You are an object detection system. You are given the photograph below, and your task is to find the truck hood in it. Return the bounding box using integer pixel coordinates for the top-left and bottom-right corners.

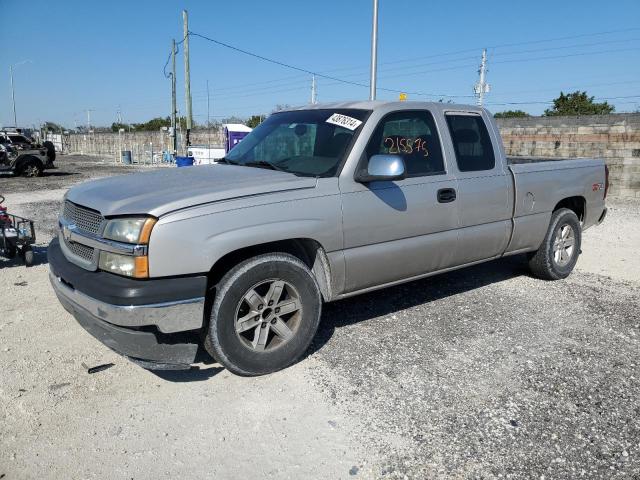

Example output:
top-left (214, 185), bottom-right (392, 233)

top-left (66, 165), bottom-right (317, 217)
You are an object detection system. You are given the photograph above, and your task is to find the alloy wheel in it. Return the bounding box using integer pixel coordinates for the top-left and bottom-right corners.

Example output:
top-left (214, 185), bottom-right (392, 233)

top-left (553, 224), bottom-right (575, 266)
top-left (234, 279), bottom-right (302, 351)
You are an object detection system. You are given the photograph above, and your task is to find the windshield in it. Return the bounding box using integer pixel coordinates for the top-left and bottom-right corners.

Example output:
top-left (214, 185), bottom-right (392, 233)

top-left (224, 109), bottom-right (370, 177)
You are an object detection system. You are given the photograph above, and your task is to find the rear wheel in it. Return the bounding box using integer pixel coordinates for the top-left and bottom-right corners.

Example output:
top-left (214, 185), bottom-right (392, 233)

top-left (5, 242), bottom-right (17, 259)
top-left (43, 141), bottom-right (56, 163)
top-left (19, 157), bottom-right (43, 177)
top-left (205, 253), bottom-right (322, 376)
top-left (22, 246), bottom-right (34, 267)
top-left (528, 208), bottom-right (582, 280)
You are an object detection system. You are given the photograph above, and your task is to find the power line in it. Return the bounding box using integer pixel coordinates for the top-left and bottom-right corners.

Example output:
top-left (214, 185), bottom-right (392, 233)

top-left (487, 26), bottom-right (640, 51)
top-left (188, 30), bottom-right (478, 99)
top-left (163, 35), bottom-right (186, 78)
top-left (492, 47), bottom-right (639, 66)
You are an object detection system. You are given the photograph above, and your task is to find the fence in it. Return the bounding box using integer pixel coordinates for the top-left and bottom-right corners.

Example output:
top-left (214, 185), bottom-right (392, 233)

top-left (65, 129), bottom-right (225, 164)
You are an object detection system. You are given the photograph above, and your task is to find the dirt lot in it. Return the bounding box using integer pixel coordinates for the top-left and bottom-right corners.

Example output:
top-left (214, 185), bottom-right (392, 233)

top-left (1, 155), bottom-right (639, 479)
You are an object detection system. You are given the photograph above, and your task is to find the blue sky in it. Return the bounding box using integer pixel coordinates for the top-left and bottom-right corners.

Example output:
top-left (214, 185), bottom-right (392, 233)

top-left (1, 0), bottom-right (639, 128)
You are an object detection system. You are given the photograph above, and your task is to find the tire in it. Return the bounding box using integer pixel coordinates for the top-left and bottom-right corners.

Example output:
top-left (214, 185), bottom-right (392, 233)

top-left (19, 157), bottom-right (43, 177)
top-left (43, 141), bottom-right (56, 163)
top-left (205, 253), bottom-right (322, 376)
top-left (5, 243), bottom-right (17, 259)
top-left (23, 247), bottom-right (34, 267)
top-left (528, 208), bottom-right (582, 280)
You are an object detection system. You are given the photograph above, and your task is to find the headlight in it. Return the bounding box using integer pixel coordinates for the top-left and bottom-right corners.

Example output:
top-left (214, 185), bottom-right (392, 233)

top-left (99, 251), bottom-right (149, 278)
top-left (103, 217), bottom-right (156, 244)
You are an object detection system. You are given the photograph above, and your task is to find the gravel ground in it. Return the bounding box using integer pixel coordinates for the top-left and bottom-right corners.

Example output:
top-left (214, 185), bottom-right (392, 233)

top-left (1, 156), bottom-right (639, 479)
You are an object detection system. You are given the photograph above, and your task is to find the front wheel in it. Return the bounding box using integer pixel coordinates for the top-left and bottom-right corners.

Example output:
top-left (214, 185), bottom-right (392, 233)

top-left (528, 208), bottom-right (582, 280)
top-left (22, 246), bottom-right (34, 267)
top-left (205, 253), bottom-right (322, 376)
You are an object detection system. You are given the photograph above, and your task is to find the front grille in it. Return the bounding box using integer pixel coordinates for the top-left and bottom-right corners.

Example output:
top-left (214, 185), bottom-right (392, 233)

top-left (63, 200), bottom-right (103, 234)
top-left (66, 240), bottom-right (95, 262)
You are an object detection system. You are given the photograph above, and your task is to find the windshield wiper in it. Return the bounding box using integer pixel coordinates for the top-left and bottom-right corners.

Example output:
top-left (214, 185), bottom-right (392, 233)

top-left (244, 160), bottom-right (288, 172)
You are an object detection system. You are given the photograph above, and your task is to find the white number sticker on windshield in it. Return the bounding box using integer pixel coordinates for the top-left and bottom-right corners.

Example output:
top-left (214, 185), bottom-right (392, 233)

top-left (326, 113), bottom-right (363, 131)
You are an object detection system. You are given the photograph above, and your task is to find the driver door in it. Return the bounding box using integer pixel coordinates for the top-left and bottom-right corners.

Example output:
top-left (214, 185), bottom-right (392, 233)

top-left (340, 109), bottom-right (459, 293)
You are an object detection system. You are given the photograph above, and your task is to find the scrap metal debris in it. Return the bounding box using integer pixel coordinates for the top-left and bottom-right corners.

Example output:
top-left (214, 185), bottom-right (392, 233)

top-left (81, 362), bottom-right (115, 374)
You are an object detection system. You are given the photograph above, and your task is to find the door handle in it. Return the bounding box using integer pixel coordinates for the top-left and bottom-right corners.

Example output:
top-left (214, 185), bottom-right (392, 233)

top-left (437, 188), bottom-right (456, 203)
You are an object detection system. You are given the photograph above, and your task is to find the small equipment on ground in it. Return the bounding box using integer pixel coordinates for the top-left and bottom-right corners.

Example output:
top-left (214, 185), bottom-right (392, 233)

top-left (0, 195), bottom-right (36, 266)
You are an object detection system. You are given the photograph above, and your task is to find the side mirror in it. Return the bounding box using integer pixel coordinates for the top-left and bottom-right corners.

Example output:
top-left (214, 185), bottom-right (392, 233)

top-left (355, 154), bottom-right (406, 183)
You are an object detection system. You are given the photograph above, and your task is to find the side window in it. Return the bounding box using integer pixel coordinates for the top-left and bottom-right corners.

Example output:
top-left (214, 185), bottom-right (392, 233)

top-left (445, 114), bottom-right (495, 172)
top-left (366, 110), bottom-right (445, 177)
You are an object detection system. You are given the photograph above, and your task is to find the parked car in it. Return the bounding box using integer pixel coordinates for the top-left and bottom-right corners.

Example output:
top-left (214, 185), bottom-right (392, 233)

top-left (0, 132), bottom-right (53, 177)
top-left (48, 101), bottom-right (608, 375)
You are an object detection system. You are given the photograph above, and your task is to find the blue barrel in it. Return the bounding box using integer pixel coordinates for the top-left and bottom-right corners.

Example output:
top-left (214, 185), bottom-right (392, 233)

top-left (175, 156), bottom-right (194, 167)
top-left (121, 150), bottom-right (132, 164)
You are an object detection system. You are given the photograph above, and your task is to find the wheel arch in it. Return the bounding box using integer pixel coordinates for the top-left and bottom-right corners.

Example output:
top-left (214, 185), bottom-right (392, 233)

top-left (553, 196), bottom-right (585, 221)
top-left (206, 238), bottom-right (334, 303)
top-left (15, 154), bottom-right (44, 174)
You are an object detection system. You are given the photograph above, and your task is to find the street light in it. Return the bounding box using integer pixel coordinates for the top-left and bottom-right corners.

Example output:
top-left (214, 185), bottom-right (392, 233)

top-left (369, 0), bottom-right (379, 101)
top-left (9, 59), bottom-right (32, 127)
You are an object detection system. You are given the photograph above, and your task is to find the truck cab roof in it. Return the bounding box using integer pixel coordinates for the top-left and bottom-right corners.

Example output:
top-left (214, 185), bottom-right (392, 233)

top-left (283, 100), bottom-right (488, 115)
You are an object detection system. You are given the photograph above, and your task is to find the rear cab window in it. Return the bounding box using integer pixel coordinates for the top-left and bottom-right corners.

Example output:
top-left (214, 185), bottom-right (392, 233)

top-left (445, 114), bottom-right (495, 172)
top-left (366, 110), bottom-right (445, 177)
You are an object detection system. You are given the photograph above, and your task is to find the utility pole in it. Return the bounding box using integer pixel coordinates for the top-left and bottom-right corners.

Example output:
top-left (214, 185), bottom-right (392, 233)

top-left (9, 60), bottom-right (31, 126)
top-left (183, 10), bottom-right (193, 153)
top-left (86, 109), bottom-right (94, 131)
top-left (206, 79), bottom-right (211, 155)
top-left (171, 38), bottom-right (177, 155)
top-left (474, 48), bottom-right (490, 106)
top-left (369, 0), bottom-right (379, 101)
top-left (311, 75), bottom-right (317, 104)
top-left (10, 66), bottom-right (17, 126)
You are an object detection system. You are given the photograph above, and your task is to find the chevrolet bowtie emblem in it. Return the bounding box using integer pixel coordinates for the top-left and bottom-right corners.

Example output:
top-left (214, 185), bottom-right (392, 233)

top-left (62, 222), bottom-right (76, 242)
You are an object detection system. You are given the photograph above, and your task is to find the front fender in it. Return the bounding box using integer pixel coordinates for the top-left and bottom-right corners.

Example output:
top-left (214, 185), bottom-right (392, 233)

top-left (148, 194), bottom-right (343, 277)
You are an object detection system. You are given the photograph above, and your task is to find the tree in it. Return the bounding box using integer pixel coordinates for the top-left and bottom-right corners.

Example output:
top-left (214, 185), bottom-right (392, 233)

top-left (544, 91), bottom-right (614, 116)
top-left (42, 121), bottom-right (65, 132)
top-left (134, 116), bottom-right (171, 131)
top-left (221, 116), bottom-right (245, 125)
top-left (246, 115), bottom-right (265, 128)
top-left (272, 104), bottom-right (291, 113)
top-left (111, 122), bottom-right (131, 132)
top-left (494, 110), bottom-right (530, 118)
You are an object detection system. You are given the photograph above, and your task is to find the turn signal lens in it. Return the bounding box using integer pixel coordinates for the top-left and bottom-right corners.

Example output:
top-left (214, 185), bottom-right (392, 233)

top-left (139, 217), bottom-right (157, 244)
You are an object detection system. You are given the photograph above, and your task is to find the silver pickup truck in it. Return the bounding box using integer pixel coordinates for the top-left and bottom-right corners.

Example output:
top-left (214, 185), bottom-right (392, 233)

top-left (49, 101), bottom-right (608, 375)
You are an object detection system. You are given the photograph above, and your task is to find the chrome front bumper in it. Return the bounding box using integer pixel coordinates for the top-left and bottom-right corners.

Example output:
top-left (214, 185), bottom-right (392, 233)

top-left (49, 271), bottom-right (205, 334)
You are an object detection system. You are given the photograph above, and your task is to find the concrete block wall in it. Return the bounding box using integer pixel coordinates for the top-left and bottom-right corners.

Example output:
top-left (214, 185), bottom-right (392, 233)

top-left (497, 113), bottom-right (640, 198)
top-left (66, 130), bottom-right (225, 161)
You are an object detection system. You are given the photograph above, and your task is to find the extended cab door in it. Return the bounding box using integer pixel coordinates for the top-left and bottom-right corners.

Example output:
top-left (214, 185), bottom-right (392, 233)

top-left (443, 111), bottom-right (512, 265)
top-left (339, 109), bottom-right (459, 293)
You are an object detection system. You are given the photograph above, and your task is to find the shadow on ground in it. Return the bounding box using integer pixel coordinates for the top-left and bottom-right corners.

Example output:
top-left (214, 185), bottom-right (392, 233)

top-left (309, 254), bottom-right (531, 356)
top-left (147, 349), bottom-right (222, 382)
top-left (0, 245), bottom-right (49, 270)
